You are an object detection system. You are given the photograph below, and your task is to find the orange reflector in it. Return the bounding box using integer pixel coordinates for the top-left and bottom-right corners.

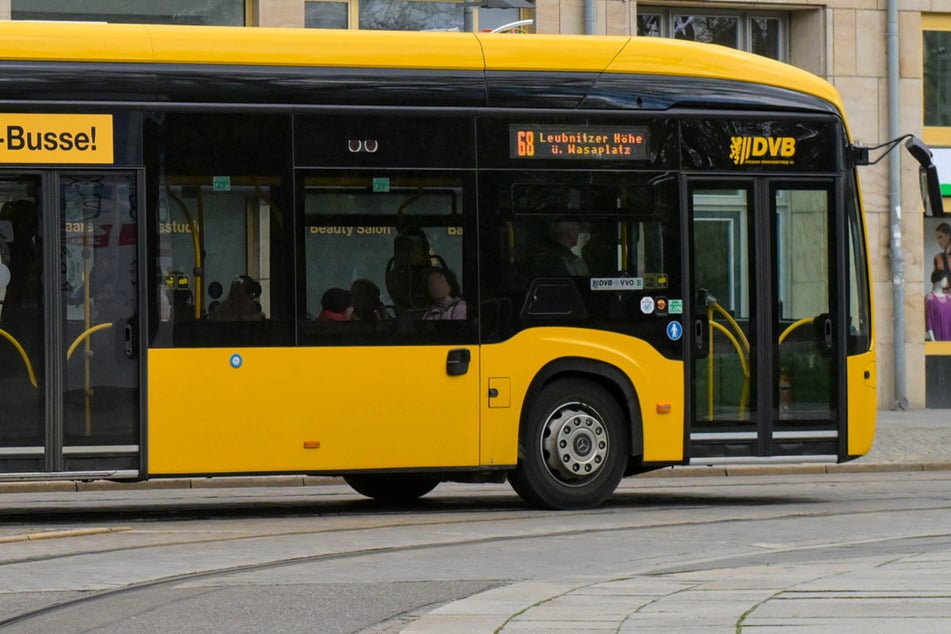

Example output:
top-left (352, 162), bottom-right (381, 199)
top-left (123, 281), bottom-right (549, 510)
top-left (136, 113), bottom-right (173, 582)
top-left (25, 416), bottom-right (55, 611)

top-left (656, 402), bottom-right (672, 414)
top-left (303, 441), bottom-right (321, 449)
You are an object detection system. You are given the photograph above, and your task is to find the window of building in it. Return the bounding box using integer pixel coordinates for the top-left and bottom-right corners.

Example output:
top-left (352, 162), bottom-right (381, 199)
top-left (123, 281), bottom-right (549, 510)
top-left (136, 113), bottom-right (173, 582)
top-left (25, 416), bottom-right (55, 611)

top-left (359, 0), bottom-right (460, 30)
top-left (924, 29), bottom-right (951, 127)
top-left (305, 0), bottom-right (523, 31)
top-left (12, 0), bottom-right (246, 25)
top-left (637, 8), bottom-right (786, 61)
top-left (306, 1), bottom-right (351, 29)
top-left (924, 16), bottom-right (951, 134)
top-left (922, 15), bottom-right (951, 308)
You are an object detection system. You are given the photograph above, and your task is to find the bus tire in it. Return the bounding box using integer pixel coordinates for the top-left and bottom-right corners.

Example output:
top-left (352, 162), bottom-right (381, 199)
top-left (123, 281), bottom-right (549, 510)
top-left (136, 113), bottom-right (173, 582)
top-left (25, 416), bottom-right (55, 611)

top-left (344, 473), bottom-right (440, 504)
top-left (509, 379), bottom-right (628, 510)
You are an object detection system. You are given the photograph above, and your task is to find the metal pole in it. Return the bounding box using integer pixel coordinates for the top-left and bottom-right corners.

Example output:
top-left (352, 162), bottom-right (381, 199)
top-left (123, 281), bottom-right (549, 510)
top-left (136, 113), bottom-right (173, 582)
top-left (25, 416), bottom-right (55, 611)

top-left (887, 0), bottom-right (906, 409)
top-left (464, 5), bottom-right (474, 32)
top-left (583, 0), bottom-right (595, 34)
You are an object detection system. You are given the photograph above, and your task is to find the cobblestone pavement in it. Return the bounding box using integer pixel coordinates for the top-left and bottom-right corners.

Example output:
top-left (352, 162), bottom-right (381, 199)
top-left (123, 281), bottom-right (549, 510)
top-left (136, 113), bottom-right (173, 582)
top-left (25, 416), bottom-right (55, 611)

top-left (864, 408), bottom-right (951, 465)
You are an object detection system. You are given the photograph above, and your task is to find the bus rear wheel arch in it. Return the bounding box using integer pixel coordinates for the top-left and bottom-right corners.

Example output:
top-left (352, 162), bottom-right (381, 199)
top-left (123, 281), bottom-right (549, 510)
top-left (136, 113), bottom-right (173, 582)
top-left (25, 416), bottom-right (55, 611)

top-left (509, 378), bottom-right (629, 510)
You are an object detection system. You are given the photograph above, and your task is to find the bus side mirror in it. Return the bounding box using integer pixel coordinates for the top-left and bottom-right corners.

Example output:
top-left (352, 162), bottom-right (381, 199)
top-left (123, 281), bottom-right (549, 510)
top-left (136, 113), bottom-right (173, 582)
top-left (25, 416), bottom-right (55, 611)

top-left (906, 136), bottom-right (945, 217)
top-left (919, 163), bottom-right (944, 218)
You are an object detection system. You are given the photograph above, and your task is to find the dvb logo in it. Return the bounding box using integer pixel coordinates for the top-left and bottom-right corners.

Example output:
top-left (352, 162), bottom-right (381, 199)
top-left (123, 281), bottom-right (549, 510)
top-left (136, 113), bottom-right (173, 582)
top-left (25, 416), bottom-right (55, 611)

top-left (730, 136), bottom-right (796, 165)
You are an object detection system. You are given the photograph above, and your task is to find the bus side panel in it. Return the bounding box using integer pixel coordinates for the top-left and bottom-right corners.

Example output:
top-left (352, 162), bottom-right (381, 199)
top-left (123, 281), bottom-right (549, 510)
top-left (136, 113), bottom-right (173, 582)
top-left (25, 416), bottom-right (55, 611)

top-left (147, 346), bottom-right (480, 474)
top-left (479, 328), bottom-right (684, 466)
top-left (847, 350), bottom-right (877, 457)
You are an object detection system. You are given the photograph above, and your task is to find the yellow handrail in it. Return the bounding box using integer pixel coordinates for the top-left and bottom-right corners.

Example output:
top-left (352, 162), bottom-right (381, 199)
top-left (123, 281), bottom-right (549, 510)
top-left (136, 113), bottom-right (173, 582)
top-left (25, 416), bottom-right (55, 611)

top-left (708, 314), bottom-right (714, 421)
top-left (165, 184), bottom-right (203, 319)
top-left (711, 322), bottom-right (751, 378)
top-left (705, 305), bottom-right (818, 421)
top-left (82, 221), bottom-right (93, 436)
top-left (779, 316), bottom-right (815, 344)
top-left (711, 321), bottom-right (750, 420)
top-left (706, 302), bottom-right (751, 421)
top-left (0, 328), bottom-right (38, 388)
top-left (67, 321), bottom-right (115, 438)
top-left (709, 301), bottom-right (750, 353)
top-left (66, 322), bottom-right (114, 360)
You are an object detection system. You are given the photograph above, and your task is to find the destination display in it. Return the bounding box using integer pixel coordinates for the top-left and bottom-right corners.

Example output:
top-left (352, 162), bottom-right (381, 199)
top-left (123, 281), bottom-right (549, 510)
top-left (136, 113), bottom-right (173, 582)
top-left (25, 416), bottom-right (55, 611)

top-left (510, 124), bottom-right (649, 160)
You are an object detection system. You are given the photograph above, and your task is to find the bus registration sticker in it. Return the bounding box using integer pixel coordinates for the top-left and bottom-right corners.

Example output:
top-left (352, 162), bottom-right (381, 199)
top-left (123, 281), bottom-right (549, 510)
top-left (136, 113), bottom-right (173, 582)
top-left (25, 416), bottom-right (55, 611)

top-left (590, 277), bottom-right (643, 291)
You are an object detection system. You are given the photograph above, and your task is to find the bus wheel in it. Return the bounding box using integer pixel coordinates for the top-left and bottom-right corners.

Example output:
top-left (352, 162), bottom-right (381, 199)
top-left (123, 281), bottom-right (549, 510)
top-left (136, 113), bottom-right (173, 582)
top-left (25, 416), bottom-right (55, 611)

top-left (344, 474), bottom-right (440, 504)
top-left (509, 379), bottom-right (628, 510)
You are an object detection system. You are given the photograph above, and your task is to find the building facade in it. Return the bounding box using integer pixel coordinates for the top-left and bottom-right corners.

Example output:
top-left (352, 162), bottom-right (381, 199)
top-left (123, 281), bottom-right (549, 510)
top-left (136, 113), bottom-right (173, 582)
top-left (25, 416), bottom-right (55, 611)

top-left (1, 0), bottom-right (948, 409)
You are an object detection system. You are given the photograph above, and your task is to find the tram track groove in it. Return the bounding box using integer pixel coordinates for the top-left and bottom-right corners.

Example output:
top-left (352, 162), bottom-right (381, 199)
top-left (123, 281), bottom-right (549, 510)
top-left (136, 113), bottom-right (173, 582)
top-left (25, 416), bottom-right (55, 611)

top-left (0, 473), bottom-right (947, 630)
top-left (2, 493), bottom-right (951, 571)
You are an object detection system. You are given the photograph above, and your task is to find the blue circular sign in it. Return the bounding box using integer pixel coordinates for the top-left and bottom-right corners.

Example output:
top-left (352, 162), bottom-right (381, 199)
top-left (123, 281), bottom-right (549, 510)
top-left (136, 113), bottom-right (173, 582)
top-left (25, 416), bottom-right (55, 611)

top-left (666, 321), bottom-right (683, 341)
top-left (230, 353), bottom-right (243, 369)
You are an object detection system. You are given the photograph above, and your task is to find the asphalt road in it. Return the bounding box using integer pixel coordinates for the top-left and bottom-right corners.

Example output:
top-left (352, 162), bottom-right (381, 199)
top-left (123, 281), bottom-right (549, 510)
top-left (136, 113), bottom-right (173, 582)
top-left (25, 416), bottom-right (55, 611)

top-left (1, 470), bottom-right (950, 632)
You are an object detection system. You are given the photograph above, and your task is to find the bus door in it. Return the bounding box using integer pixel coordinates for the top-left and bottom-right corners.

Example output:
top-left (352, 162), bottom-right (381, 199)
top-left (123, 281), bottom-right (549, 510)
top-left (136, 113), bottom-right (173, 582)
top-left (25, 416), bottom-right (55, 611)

top-left (0, 171), bottom-right (142, 476)
top-left (687, 178), bottom-right (839, 462)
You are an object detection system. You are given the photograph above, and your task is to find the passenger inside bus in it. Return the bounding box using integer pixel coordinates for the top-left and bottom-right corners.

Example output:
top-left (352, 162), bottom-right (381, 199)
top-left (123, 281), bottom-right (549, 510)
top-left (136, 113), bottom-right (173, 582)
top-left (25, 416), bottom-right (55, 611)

top-left (350, 278), bottom-right (391, 322)
top-left (208, 275), bottom-right (264, 321)
top-left (529, 220), bottom-right (589, 278)
top-left (421, 267), bottom-right (466, 320)
top-left (318, 287), bottom-right (353, 321)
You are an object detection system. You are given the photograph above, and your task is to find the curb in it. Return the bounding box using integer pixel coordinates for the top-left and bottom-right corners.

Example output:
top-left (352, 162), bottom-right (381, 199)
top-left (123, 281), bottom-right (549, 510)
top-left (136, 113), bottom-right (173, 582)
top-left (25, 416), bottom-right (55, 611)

top-left (0, 527), bottom-right (131, 544)
top-left (0, 475), bottom-right (346, 495)
top-left (640, 462), bottom-right (951, 478)
top-left (1, 463), bottom-right (949, 495)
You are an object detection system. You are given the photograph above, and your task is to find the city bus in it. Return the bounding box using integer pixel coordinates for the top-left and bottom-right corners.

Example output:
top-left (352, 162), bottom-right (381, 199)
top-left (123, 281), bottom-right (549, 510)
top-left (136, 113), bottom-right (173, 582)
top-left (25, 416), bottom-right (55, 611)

top-left (0, 21), bottom-right (933, 509)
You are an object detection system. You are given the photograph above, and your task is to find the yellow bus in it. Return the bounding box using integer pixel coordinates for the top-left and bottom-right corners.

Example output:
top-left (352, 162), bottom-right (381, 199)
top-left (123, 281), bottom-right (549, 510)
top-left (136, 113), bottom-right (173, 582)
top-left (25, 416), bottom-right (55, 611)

top-left (0, 22), bottom-right (935, 509)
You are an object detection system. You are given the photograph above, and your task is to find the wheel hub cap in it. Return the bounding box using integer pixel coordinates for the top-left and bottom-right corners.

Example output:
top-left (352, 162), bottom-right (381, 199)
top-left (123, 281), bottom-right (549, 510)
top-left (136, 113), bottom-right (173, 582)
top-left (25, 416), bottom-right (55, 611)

top-left (541, 404), bottom-right (608, 485)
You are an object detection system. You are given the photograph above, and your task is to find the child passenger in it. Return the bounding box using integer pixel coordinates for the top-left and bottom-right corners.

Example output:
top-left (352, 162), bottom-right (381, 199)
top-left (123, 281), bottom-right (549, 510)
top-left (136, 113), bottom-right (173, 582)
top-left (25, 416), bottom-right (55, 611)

top-left (318, 287), bottom-right (353, 321)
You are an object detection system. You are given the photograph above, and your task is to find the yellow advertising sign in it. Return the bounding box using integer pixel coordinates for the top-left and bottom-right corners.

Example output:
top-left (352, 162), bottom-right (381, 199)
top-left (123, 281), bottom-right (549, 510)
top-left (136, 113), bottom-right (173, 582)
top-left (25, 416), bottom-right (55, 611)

top-left (0, 114), bottom-right (113, 164)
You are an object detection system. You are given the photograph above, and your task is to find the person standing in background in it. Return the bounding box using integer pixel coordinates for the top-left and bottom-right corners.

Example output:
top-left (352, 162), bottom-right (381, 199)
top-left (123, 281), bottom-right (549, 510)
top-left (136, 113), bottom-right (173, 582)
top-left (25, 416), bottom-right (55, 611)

top-left (933, 222), bottom-right (951, 272)
top-left (926, 269), bottom-right (951, 341)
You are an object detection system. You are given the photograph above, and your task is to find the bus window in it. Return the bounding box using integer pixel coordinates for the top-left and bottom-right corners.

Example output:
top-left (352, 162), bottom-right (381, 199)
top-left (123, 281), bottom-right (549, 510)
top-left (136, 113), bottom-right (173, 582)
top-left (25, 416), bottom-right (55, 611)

top-left (0, 182), bottom-right (43, 459)
top-left (479, 172), bottom-right (681, 354)
top-left (147, 113), bottom-right (292, 348)
top-left (846, 179), bottom-right (871, 354)
top-left (153, 179), bottom-right (287, 346)
top-left (774, 185), bottom-right (835, 422)
top-left (690, 184), bottom-right (757, 428)
top-left (299, 173), bottom-right (474, 344)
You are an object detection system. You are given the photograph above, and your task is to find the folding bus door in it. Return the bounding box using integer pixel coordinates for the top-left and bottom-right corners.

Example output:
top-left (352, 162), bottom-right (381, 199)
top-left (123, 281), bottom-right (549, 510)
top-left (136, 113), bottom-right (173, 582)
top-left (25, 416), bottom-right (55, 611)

top-left (686, 178), bottom-right (840, 463)
top-left (0, 171), bottom-right (142, 476)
